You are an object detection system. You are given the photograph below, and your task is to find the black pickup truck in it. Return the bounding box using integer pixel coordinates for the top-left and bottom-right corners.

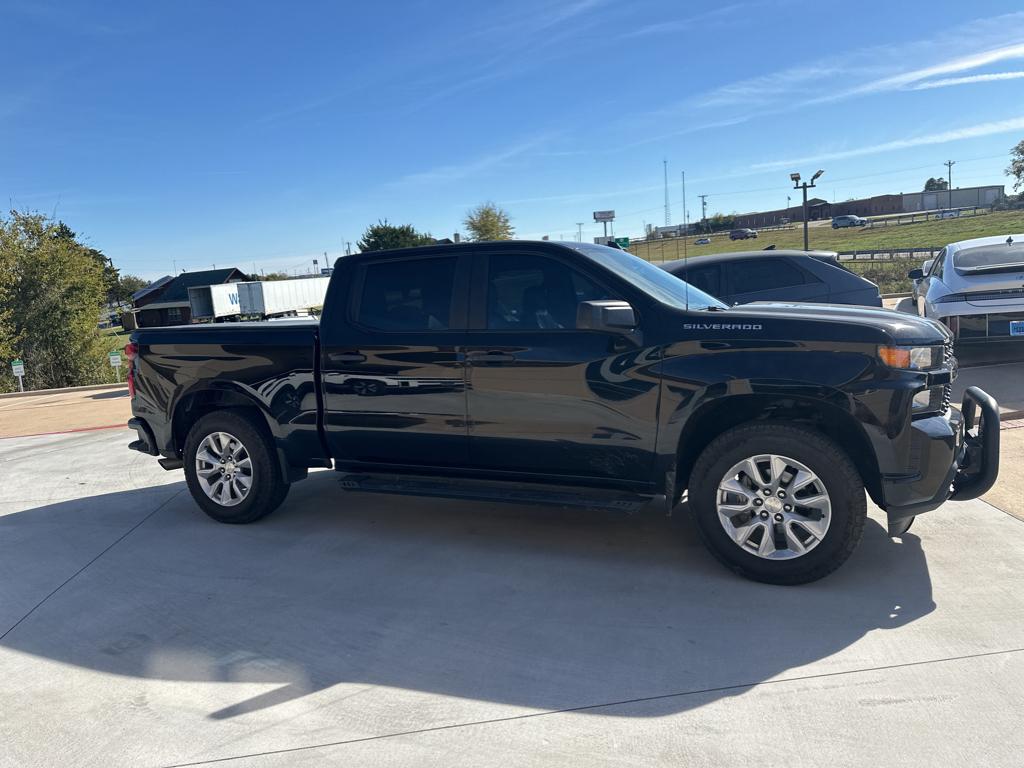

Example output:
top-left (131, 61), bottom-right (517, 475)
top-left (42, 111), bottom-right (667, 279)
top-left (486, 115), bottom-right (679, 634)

top-left (127, 241), bottom-right (999, 584)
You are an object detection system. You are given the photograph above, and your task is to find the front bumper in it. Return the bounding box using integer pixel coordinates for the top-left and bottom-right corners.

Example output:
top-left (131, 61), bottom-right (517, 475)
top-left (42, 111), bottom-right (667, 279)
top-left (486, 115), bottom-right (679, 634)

top-left (883, 386), bottom-right (1000, 533)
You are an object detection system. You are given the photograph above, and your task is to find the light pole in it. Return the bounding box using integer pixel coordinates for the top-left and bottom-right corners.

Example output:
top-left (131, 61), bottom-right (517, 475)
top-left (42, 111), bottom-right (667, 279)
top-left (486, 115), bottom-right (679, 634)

top-left (576, 223), bottom-right (584, 242)
top-left (944, 159), bottom-right (955, 211)
top-left (791, 170), bottom-right (824, 251)
top-left (681, 170), bottom-right (688, 259)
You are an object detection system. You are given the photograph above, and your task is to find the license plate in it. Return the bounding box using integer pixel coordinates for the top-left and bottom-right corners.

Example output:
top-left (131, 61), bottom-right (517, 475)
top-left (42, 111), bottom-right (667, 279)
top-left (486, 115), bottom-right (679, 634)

top-left (1012, 321), bottom-right (1024, 336)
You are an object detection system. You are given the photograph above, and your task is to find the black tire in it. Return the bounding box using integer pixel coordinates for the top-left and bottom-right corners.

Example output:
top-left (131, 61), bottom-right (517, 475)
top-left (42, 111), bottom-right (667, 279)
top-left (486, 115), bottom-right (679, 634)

top-left (689, 424), bottom-right (866, 585)
top-left (183, 410), bottom-right (290, 524)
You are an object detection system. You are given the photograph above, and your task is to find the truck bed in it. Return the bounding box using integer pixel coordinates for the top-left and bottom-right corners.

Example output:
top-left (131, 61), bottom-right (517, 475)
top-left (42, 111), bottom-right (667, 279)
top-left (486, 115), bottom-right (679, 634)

top-left (130, 320), bottom-right (325, 473)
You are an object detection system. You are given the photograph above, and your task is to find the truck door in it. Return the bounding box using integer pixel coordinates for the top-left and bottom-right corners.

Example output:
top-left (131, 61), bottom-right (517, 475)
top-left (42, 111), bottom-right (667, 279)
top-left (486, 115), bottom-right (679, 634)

top-left (319, 252), bottom-right (470, 468)
top-left (463, 249), bottom-right (660, 488)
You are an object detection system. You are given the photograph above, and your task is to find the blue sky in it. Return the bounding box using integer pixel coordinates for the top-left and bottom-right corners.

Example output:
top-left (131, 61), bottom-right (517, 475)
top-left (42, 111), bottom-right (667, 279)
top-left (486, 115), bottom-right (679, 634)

top-left (4, 0), bottom-right (1024, 278)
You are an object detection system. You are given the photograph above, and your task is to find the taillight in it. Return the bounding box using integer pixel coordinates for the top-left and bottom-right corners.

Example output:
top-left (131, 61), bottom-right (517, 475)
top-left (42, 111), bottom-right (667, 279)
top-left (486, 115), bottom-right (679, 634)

top-left (125, 342), bottom-right (138, 397)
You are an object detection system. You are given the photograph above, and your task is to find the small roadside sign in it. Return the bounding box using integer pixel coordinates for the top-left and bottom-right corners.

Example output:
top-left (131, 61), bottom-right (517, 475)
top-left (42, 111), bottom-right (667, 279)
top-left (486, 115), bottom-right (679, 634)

top-left (614, 237), bottom-right (630, 248)
top-left (11, 359), bottom-right (25, 392)
top-left (108, 350), bottom-right (122, 382)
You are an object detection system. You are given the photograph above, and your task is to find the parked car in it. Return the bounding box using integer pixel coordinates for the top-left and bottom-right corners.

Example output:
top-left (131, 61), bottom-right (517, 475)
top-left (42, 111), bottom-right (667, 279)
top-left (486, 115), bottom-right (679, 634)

top-left (694, 237), bottom-right (711, 245)
top-left (661, 250), bottom-right (883, 307)
top-left (910, 258), bottom-right (934, 303)
top-left (909, 234), bottom-right (1024, 341)
top-left (729, 228), bottom-right (758, 240)
top-left (832, 215), bottom-right (868, 228)
top-left (934, 210), bottom-right (960, 220)
top-left (127, 240), bottom-right (997, 585)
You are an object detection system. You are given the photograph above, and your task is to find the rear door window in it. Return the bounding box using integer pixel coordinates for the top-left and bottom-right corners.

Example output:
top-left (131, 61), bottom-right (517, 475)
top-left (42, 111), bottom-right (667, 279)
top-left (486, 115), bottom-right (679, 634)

top-left (356, 257), bottom-right (458, 331)
top-left (726, 258), bottom-right (808, 295)
top-left (683, 264), bottom-right (722, 297)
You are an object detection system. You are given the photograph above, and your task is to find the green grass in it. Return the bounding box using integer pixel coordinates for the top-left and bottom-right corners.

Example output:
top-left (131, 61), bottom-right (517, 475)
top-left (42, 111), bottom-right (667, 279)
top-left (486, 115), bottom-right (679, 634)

top-left (844, 258), bottom-right (921, 295)
top-left (628, 210), bottom-right (1024, 262)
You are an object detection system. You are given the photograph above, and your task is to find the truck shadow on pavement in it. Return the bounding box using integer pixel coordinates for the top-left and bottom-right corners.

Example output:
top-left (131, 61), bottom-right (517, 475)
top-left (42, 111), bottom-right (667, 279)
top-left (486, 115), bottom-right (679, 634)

top-left (0, 471), bottom-right (935, 722)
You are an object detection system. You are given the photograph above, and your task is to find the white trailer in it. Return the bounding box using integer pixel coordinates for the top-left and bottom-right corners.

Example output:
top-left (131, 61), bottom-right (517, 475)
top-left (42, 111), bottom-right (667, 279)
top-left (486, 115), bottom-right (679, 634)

top-left (188, 283), bottom-right (248, 321)
top-left (238, 277), bottom-right (330, 318)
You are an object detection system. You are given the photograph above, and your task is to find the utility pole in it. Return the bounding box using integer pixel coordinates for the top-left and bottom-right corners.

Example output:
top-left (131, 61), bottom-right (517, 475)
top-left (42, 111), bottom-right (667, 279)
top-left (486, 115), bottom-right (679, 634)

top-left (663, 159), bottom-right (671, 226)
top-left (791, 169), bottom-right (824, 251)
top-left (345, 241), bottom-right (352, 256)
top-left (681, 171), bottom-right (688, 259)
top-left (944, 159), bottom-right (955, 210)
top-left (699, 194), bottom-right (708, 232)
top-left (576, 222), bottom-right (584, 242)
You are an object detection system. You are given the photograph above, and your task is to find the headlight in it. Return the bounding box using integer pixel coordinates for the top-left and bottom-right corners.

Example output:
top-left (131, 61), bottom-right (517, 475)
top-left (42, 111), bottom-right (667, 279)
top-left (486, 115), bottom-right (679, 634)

top-left (878, 345), bottom-right (940, 370)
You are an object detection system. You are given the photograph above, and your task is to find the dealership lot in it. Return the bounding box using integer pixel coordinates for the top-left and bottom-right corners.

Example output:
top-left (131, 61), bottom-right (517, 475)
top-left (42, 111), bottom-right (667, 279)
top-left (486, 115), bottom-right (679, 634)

top-left (2, 423), bottom-right (1024, 767)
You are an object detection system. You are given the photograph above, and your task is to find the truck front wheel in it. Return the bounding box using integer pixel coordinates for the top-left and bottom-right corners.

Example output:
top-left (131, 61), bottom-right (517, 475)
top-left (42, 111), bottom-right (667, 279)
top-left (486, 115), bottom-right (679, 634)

top-left (183, 411), bottom-right (290, 524)
top-left (689, 424), bottom-right (866, 585)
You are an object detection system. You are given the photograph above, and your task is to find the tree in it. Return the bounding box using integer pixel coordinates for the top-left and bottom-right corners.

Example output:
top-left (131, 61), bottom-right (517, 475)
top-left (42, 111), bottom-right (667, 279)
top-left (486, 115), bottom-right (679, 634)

top-left (923, 177), bottom-right (948, 192)
top-left (357, 219), bottom-right (433, 252)
top-left (110, 274), bottom-right (148, 305)
top-left (0, 211), bottom-right (111, 392)
top-left (1007, 139), bottom-right (1024, 192)
top-left (261, 271), bottom-right (290, 281)
top-left (463, 202), bottom-right (514, 241)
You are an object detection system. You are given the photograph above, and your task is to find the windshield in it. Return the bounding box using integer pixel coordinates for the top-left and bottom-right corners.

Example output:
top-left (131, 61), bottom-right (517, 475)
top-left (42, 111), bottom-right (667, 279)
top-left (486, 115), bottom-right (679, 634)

top-left (954, 242), bottom-right (1024, 272)
top-left (565, 243), bottom-right (727, 311)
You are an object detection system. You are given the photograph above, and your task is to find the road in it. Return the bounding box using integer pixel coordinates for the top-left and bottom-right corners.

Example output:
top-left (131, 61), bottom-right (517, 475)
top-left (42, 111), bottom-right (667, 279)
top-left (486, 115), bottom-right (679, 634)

top-left (2, 423), bottom-right (1024, 766)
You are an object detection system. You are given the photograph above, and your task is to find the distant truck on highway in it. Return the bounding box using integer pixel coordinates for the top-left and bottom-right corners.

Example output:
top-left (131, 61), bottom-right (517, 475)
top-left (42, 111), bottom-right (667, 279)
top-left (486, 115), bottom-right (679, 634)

top-left (188, 277), bottom-right (330, 322)
top-left (238, 277), bottom-right (329, 318)
top-left (126, 240), bottom-right (999, 584)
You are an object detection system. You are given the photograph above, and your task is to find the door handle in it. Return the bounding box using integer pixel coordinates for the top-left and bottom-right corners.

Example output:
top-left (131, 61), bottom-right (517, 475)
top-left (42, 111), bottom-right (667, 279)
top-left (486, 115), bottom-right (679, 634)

top-left (466, 350), bottom-right (516, 363)
top-left (329, 352), bottom-right (367, 364)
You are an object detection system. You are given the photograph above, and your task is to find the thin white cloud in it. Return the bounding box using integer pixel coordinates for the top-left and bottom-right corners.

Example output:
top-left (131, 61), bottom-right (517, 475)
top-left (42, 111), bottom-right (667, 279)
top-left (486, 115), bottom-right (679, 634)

top-left (390, 136), bottom-right (550, 187)
top-left (752, 115), bottom-right (1024, 171)
top-left (624, 3), bottom-right (747, 39)
top-left (690, 13), bottom-right (1024, 110)
top-left (812, 41), bottom-right (1024, 104)
top-left (909, 70), bottom-right (1024, 90)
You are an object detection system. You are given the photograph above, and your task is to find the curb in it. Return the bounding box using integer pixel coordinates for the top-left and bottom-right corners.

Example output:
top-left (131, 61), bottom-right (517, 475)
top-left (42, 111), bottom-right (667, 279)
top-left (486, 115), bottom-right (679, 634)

top-left (0, 382), bottom-right (128, 401)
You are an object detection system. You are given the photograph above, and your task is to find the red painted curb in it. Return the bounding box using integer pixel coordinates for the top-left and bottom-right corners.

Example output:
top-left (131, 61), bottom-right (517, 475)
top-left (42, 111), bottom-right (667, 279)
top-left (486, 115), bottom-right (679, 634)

top-left (0, 423), bottom-right (127, 440)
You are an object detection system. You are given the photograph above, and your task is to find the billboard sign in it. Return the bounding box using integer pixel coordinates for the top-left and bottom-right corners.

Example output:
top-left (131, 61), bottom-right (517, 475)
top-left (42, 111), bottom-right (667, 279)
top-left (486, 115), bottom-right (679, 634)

top-left (593, 210), bottom-right (615, 222)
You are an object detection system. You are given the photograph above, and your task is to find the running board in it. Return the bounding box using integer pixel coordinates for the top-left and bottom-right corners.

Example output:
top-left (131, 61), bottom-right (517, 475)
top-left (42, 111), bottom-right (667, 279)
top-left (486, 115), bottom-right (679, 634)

top-left (338, 473), bottom-right (651, 513)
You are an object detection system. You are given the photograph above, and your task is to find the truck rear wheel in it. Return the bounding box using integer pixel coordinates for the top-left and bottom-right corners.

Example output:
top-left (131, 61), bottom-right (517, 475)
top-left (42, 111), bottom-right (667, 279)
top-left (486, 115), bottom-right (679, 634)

top-left (689, 424), bottom-right (866, 585)
top-left (183, 411), bottom-right (290, 524)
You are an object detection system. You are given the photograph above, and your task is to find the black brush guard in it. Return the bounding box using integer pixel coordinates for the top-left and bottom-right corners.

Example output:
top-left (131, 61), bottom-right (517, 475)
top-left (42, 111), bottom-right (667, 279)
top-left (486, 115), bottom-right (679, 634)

top-left (950, 386), bottom-right (1000, 501)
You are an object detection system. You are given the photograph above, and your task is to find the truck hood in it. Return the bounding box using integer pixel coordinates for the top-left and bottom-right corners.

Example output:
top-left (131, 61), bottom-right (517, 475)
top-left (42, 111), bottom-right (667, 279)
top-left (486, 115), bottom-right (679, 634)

top-left (714, 301), bottom-right (950, 345)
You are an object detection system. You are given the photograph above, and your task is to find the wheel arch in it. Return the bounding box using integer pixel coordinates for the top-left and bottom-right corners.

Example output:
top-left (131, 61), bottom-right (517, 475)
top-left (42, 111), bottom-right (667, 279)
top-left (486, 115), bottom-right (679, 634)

top-left (674, 394), bottom-right (882, 507)
top-left (172, 386), bottom-right (305, 482)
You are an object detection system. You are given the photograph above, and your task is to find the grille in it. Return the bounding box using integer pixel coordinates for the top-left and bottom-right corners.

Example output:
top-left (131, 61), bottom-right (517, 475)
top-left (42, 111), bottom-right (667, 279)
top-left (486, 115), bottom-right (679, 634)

top-left (940, 339), bottom-right (954, 415)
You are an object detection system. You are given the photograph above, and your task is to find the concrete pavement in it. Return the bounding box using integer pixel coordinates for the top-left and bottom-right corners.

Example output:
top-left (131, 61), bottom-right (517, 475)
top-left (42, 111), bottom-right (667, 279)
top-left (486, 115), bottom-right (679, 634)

top-left (2, 429), bottom-right (1024, 767)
